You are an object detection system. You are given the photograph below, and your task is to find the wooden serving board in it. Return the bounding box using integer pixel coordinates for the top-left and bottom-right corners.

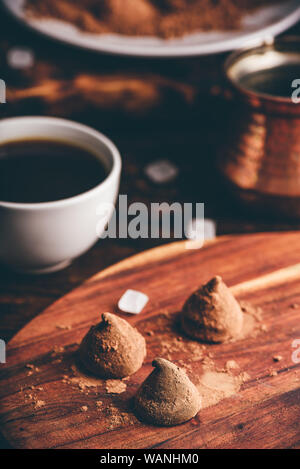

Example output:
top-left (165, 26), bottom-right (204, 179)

top-left (1, 233), bottom-right (300, 449)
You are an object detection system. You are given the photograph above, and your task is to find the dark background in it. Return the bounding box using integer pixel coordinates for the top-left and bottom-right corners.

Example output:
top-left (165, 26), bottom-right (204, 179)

top-left (0, 5), bottom-right (300, 449)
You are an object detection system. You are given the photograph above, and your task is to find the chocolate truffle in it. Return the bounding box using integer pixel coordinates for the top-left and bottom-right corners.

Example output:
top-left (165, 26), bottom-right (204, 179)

top-left (181, 276), bottom-right (244, 343)
top-left (134, 358), bottom-right (201, 426)
top-left (79, 312), bottom-right (146, 378)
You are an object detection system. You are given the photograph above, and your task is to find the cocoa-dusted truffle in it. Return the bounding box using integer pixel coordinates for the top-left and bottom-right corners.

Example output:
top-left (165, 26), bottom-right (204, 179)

top-left (181, 276), bottom-right (244, 343)
top-left (79, 312), bottom-right (146, 378)
top-left (134, 358), bottom-right (201, 426)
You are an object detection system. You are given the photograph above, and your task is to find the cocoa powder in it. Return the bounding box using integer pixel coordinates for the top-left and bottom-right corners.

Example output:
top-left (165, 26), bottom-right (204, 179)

top-left (26, 0), bottom-right (280, 39)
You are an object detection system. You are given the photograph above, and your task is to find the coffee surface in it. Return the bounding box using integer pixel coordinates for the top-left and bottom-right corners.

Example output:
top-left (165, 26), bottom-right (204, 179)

top-left (0, 139), bottom-right (107, 203)
top-left (239, 64), bottom-right (300, 98)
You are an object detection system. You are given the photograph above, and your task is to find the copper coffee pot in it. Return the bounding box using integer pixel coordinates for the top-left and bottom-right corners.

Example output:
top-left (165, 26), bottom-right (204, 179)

top-left (219, 36), bottom-right (300, 218)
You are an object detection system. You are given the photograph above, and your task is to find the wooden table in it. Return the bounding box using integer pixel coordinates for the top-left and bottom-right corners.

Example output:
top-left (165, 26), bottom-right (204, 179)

top-left (0, 8), bottom-right (299, 449)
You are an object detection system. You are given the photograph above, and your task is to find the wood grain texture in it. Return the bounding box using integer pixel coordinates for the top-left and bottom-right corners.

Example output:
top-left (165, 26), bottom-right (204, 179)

top-left (1, 232), bottom-right (300, 449)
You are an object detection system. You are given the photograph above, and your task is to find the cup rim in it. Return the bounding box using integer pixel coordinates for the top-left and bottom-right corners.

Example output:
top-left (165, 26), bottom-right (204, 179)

top-left (0, 116), bottom-right (122, 210)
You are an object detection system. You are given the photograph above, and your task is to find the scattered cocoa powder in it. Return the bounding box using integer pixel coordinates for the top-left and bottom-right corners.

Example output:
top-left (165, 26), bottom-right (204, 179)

top-left (25, 363), bottom-right (40, 375)
top-left (159, 336), bottom-right (204, 362)
top-left (202, 356), bottom-right (215, 368)
top-left (105, 404), bottom-right (136, 430)
top-left (35, 400), bottom-right (45, 409)
top-left (69, 376), bottom-right (98, 392)
top-left (25, 363), bottom-right (40, 372)
top-left (105, 379), bottom-right (127, 394)
top-left (24, 392), bottom-right (46, 409)
top-left (52, 358), bottom-right (62, 364)
top-left (196, 370), bottom-right (244, 408)
top-left (25, 0), bottom-right (279, 39)
top-left (51, 345), bottom-right (65, 357)
top-left (62, 365), bottom-right (101, 393)
top-left (28, 385), bottom-right (44, 392)
top-left (225, 360), bottom-right (239, 371)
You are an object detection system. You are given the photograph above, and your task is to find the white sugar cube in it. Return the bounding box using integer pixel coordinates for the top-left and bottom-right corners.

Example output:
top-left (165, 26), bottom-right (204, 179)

top-left (7, 47), bottom-right (34, 69)
top-left (118, 289), bottom-right (149, 315)
top-left (145, 160), bottom-right (178, 184)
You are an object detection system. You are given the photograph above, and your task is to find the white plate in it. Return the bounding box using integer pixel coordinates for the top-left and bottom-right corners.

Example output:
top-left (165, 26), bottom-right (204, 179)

top-left (3, 0), bottom-right (300, 57)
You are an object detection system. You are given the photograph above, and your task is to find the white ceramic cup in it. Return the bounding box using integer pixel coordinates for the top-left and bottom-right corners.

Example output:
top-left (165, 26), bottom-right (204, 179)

top-left (0, 117), bottom-right (122, 274)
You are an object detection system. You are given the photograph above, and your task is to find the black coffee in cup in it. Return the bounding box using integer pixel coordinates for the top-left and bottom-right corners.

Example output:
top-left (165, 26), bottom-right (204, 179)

top-left (0, 139), bottom-right (108, 203)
